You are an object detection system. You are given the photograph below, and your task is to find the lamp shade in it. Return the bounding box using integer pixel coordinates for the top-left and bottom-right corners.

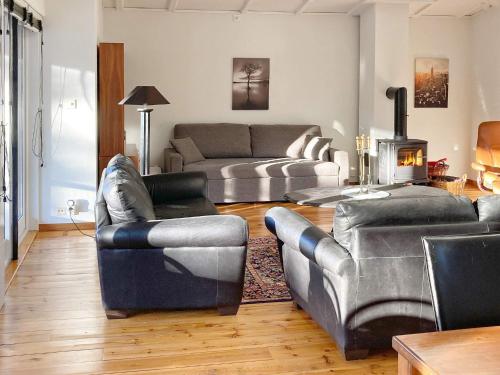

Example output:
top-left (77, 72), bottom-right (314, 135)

top-left (119, 86), bottom-right (170, 106)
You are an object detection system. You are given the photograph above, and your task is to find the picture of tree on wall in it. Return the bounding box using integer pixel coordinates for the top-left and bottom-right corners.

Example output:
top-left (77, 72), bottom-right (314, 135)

top-left (232, 58), bottom-right (270, 110)
top-left (415, 58), bottom-right (449, 108)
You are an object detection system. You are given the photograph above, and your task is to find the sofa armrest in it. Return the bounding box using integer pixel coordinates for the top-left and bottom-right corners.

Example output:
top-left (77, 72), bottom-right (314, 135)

top-left (97, 215), bottom-right (248, 250)
top-left (265, 207), bottom-right (351, 275)
top-left (329, 148), bottom-right (349, 186)
top-left (142, 171), bottom-right (208, 204)
top-left (164, 148), bottom-right (183, 173)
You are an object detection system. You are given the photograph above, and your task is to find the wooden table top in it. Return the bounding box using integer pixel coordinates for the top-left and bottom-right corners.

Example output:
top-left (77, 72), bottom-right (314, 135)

top-left (393, 326), bottom-right (500, 375)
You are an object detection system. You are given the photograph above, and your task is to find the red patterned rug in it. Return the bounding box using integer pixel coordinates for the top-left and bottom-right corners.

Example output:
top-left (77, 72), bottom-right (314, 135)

top-left (242, 236), bottom-right (292, 304)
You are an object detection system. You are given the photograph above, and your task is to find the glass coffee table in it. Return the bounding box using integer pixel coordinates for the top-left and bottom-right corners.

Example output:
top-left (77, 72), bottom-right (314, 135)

top-left (284, 184), bottom-right (450, 208)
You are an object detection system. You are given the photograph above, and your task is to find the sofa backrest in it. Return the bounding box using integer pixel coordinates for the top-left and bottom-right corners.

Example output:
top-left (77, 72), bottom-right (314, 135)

top-left (100, 154), bottom-right (156, 225)
top-left (351, 222), bottom-right (489, 260)
top-left (250, 124), bottom-right (321, 158)
top-left (476, 194), bottom-right (500, 222)
top-left (334, 195), bottom-right (478, 250)
top-left (174, 123), bottom-right (252, 158)
top-left (96, 169), bottom-right (112, 229)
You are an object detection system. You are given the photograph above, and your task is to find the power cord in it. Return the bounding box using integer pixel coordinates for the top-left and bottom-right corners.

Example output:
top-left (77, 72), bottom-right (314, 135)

top-left (68, 206), bottom-right (95, 239)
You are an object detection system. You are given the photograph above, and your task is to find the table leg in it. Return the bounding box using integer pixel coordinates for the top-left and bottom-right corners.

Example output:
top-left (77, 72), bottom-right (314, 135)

top-left (398, 354), bottom-right (420, 375)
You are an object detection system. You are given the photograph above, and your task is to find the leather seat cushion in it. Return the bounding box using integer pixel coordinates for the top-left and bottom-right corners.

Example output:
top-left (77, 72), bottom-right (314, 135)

top-left (102, 154), bottom-right (156, 224)
top-left (154, 198), bottom-right (219, 220)
top-left (183, 158), bottom-right (339, 179)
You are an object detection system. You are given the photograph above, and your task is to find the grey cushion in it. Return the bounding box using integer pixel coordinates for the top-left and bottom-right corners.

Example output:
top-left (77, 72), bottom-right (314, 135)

top-left (183, 158), bottom-right (340, 179)
top-left (174, 123), bottom-right (252, 158)
top-left (476, 194), bottom-right (500, 222)
top-left (170, 137), bottom-right (205, 165)
top-left (102, 155), bottom-right (155, 224)
top-left (250, 124), bottom-right (321, 158)
top-left (154, 198), bottom-right (218, 219)
top-left (302, 136), bottom-right (332, 161)
top-left (334, 195), bottom-right (478, 249)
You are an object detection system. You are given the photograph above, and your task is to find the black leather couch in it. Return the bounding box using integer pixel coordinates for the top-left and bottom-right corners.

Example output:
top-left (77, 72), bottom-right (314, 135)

top-left (265, 194), bottom-right (500, 360)
top-left (95, 155), bottom-right (248, 319)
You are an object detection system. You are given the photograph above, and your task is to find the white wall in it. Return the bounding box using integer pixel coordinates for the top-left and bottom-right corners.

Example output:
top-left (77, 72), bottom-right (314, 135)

top-left (471, 6), bottom-right (500, 178)
top-left (409, 16), bottom-right (472, 177)
top-left (41, 0), bottom-right (99, 224)
top-left (359, 3), bottom-right (410, 153)
top-left (103, 10), bottom-right (360, 177)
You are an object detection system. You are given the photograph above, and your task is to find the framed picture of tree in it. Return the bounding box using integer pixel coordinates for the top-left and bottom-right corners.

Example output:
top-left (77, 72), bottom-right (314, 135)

top-left (232, 58), bottom-right (270, 110)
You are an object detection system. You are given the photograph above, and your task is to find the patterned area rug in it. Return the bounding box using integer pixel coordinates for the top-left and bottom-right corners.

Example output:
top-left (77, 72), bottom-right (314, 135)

top-left (242, 236), bottom-right (292, 304)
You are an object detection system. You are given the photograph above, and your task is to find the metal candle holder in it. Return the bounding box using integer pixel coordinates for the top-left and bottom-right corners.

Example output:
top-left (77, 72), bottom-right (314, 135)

top-left (356, 134), bottom-right (371, 193)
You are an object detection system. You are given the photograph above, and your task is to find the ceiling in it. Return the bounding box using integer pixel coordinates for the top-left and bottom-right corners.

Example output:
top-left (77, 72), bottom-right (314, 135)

top-left (102, 0), bottom-right (499, 17)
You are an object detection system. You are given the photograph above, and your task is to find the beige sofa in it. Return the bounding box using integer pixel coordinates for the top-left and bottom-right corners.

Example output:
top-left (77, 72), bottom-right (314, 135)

top-left (165, 123), bottom-right (349, 203)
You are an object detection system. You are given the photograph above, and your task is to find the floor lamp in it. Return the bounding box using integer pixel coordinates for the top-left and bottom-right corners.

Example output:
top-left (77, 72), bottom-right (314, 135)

top-left (119, 86), bottom-right (169, 175)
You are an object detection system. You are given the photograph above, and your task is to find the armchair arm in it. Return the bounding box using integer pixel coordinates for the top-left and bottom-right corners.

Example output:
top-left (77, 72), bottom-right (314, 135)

top-left (142, 171), bottom-right (208, 204)
top-left (471, 161), bottom-right (487, 172)
top-left (97, 215), bottom-right (248, 250)
top-left (164, 148), bottom-right (183, 173)
top-left (329, 148), bottom-right (349, 186)
top-left (265, 207), bottom-right (351, 275)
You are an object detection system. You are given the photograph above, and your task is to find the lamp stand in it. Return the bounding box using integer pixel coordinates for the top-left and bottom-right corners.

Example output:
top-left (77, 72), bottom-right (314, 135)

top-left (138, 108), bottom-right (153, 175)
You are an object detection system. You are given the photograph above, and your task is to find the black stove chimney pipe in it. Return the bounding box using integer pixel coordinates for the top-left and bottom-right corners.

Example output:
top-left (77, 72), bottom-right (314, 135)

top-left (386, 87), bottom-right (407, 141)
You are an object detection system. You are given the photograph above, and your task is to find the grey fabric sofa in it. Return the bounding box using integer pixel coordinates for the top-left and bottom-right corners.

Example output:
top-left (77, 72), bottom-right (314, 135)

top-left (165, 123), bottom-right (349, 203)
top-left (265, 194), bottom-right (499, 360)
top-left (95, 156), bottom-right (248, 319)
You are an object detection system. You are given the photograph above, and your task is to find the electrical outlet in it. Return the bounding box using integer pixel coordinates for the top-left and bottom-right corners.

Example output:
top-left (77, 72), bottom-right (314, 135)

top-left (64, 99), bottom-right (77, 109)
top-left (56, 208), bottom-right (66, 216)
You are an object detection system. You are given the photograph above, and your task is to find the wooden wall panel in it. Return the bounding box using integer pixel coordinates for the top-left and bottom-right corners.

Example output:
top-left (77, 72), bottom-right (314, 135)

top-left (98, 43), bottom-right (124, 177)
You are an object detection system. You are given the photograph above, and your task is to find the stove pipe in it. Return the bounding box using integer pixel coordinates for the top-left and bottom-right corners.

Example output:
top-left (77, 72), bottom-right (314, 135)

top-left (386, 87), bottom-right (407, 141)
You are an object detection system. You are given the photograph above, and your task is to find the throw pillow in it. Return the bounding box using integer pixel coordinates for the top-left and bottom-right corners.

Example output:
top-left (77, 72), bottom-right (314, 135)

top-left (103, 154), bottom-right (156, 224)
top-left (302, 136), bottom-right (332, 161)
top-left (170, 137), bottom-right (205, 165)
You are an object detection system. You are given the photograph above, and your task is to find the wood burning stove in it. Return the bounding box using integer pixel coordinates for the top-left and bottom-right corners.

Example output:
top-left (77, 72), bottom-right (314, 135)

top-left (378, 87), bottom-right (428, 185)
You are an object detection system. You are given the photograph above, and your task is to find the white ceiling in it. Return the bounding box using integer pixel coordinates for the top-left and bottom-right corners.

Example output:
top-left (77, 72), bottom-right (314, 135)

top-left (103, 0), bottom-right (499, 17)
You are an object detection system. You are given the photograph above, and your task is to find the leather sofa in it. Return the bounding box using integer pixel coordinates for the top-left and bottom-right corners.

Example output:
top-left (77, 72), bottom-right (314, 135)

top-left (265, 194), bottom-right (500, 360)
top-left (95, 155), bottom-right (248, 318)
top-left (165, 123), bottom-right (349, 203)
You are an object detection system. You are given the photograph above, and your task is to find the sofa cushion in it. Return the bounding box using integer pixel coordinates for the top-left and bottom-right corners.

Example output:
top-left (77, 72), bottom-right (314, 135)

top-left (302, 136), bottom-right (332, 161)
top-left (334, 195), bottom-right (478, 249)
top-left (250, 124), bottom-right (321, 158)
top-left (476, 194), bottom-right (500, 221)
top-left (170, 137), bottom-right (205, 165)
top-left (183, 158), bottom-right (339, 179)
top-left (102, 154), bottom-right (155, 224)
top-left (174, 123), bottom-right (252, 158)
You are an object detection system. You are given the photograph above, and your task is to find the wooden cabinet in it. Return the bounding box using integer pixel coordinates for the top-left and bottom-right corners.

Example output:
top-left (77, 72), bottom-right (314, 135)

top-left (98, 43), bottom-right (125, 179)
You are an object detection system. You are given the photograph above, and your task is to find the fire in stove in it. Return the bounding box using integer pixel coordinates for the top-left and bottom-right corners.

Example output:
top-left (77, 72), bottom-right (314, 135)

top-left (398, 148), bottom-right (424, 167)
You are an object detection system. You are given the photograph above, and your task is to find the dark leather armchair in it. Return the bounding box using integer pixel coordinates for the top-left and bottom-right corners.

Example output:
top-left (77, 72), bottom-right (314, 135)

top-left (422, 233), bottom-right (500, 331)
top-left (96, 157), bottom-right (248, 319)
top-left (471, 121), bottom-right (500, 193)
top-left (265, 195), bottom-right (493, 360)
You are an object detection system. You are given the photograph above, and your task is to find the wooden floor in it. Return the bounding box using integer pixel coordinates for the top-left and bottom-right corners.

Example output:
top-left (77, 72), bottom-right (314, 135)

top-left (0, 183), bottom-right (487, 374)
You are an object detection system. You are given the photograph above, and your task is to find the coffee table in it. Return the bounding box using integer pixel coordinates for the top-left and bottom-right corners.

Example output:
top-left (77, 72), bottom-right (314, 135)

top-left (284, 184), bottom-right (450, 208)
top-left (393, 325), bottom-right (500, 374)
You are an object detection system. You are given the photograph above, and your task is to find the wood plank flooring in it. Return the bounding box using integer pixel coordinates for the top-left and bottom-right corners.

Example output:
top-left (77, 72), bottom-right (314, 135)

top-left (0, 183), bottom-right (487, 374)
